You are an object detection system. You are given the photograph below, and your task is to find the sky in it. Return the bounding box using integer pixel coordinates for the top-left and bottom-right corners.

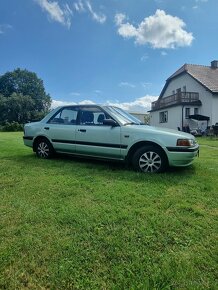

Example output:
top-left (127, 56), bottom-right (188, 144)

top-left (0, 0), bottom-right (218, 113)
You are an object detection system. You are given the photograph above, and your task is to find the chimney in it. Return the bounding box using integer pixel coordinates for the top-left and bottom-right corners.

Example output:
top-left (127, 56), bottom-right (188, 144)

top-left (211, 60), bottom-right (218, 69)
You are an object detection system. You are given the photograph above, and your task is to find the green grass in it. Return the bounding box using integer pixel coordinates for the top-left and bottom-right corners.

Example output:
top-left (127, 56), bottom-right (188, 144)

top-left (196, 136), bottom-right (218, 147)
top-left (0, 132), bottom-right (217, 289)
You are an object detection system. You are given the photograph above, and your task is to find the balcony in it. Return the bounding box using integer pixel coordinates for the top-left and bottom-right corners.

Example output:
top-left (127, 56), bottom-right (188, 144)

top-left (151, 92), bottom-right (200, 110)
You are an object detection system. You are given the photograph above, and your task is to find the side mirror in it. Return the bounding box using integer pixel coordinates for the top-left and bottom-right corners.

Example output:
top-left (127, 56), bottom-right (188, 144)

top-left (102, 119), bottom-right (118, 127)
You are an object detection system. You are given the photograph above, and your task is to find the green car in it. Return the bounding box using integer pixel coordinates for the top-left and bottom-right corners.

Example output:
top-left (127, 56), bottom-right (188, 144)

top-left (23, 105), bottom-right (199, 173)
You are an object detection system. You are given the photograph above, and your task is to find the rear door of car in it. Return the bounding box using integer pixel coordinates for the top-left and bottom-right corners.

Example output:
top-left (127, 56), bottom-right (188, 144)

top-left (45, 106), bottom-right (79, 153)
top-left (75, 106), bottom-right (122, 159)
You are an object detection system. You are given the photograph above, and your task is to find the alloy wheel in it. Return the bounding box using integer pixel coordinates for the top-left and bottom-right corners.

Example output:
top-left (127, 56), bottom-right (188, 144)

top-left (139, 151), bottom-right (162, 173)
top-left (37, 141), bottom-right (50, 158)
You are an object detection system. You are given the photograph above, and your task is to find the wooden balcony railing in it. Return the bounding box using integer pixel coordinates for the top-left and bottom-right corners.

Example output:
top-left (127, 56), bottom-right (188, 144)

top-left (151, 92), bottom-right (199, 110)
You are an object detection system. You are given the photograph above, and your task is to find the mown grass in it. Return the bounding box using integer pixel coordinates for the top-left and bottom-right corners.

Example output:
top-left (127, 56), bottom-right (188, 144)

top-left (0, 132), bottom-right (217, 289)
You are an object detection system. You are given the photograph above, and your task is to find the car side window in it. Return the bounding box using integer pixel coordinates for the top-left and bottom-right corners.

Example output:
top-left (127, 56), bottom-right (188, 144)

top-left (48, 108), bottom-right (78, 125)
top-left (79, 107), bottom-right (108, 126)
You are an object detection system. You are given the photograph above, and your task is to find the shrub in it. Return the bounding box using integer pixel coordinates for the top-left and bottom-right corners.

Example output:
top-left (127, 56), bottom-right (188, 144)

top-left (1, 121), bottom-right (23, 132)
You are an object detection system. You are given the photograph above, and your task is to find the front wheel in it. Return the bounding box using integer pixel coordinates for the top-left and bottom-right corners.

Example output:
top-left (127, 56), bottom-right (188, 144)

top-left (132, 146), bottom-right (168, 173)
top-left (35, 139), bottom-right (54, 159)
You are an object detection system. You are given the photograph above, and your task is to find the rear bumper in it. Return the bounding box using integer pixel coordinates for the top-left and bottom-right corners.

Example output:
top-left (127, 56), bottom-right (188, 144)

top-left (166, 145), bottom-right (199, 167)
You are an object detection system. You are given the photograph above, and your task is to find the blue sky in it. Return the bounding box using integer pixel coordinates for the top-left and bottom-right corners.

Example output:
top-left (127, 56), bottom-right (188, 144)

top-left (0, 0), bottom-right (217, 112)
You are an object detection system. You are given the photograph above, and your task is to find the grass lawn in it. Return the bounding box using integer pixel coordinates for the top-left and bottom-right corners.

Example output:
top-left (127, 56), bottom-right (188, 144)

top-left (0, 132), bottom-right (217, 289)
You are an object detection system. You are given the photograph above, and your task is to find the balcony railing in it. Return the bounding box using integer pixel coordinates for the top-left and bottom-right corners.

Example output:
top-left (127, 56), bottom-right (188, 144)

top-left (151, 92), bottom-right (199, 110)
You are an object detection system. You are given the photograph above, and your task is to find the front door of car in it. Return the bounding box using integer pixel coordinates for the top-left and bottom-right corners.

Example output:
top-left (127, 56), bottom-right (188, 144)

top-left (45, 107), bottom-right (79, 153)
top-left (75, 107), bottom-right (122, 159)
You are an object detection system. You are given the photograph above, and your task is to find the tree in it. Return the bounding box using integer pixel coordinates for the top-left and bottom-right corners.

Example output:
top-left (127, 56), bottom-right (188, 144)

top-left (0, 93), bottom-right (35, 124)
top-left (0, 68), bottom-right (51, 123)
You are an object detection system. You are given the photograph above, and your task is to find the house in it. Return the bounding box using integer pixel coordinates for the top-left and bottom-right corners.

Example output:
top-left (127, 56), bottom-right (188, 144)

top-left (130, 112), bottom-right (149, 124)
top-left (149, 60), bottom-right (218, 132)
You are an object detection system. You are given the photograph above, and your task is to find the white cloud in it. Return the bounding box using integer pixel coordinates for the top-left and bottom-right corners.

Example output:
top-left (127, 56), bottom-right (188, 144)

top-left (0, 24), bottom-right (12, 34)
top-left (140, 54), bottom-right (149, 62)
top-left (141, 82), bottom-right (152, 89)
top-left (74, 0), bottom-right (85, 12)
top-left (105, 95), bottom-right (158, 113)
top-left (79, 99), bottom-right (95, 105)
top-left (51, 99), bottom-right (95, 108)
top-left (69, 92), bottom-right (81, 96)
top-left (73, 0), bottom-right (106, 24)
top-left (35, 0), bottom-right (72, 28)
top-left (115, 13), bottom-right (137, 39)
top-left (86, 1), bottom-right (106, 24)
top-left (52, 95), bottom-right (158, 113)
top-left (51, 100), bottom-right (76, 108)
top-left (94, 90), bottom-right (102, 94)
top-left (161, 51), bottom-right (167, 56)
top-left (115, 9), bottom-right (194, 49)
top-left (119, 82), bottom-right (136, 88)
top-left (193, 0), bottom-right (208, 9)
top-left (114, 13), bottom-right (126, 26)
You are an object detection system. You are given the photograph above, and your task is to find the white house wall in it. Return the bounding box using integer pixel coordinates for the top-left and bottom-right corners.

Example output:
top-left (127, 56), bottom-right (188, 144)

top-left (130, 113), bottom-right (147, 123)
top-left (150, 107), bottom-right (181, 130)
top-left (164, 74), bottom-right (213, 120)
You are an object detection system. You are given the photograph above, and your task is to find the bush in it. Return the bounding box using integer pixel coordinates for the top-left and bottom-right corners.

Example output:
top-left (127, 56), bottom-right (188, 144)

top-left (0, 121), bottom-right (23, 132)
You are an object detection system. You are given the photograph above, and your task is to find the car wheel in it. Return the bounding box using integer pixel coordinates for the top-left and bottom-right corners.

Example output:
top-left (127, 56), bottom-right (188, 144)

top-left (132, 146), bottom-right (167, 173)
top-left (36, 139), bottom-right (53, 159)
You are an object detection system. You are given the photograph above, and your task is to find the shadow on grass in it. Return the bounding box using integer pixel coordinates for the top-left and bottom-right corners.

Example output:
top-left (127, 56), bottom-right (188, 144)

top-left (10, 151), bottom-right (197, 183)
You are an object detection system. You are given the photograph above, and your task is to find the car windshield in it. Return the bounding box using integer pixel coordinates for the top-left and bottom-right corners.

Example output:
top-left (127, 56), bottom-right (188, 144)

top-left (105, 106), bottom-right (142, 125)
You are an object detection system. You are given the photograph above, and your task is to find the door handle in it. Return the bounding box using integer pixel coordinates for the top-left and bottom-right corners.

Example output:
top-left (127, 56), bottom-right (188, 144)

top-left (44, 127), bottom-right (50, 130)
top-left (78, 129), bottom-right (86, 132)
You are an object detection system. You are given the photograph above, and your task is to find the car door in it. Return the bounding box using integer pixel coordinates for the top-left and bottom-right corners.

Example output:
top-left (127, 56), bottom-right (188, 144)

top-left (45, 107), bottom-right (79, 153)
top-left (75, 106), bottom-right (122, 159)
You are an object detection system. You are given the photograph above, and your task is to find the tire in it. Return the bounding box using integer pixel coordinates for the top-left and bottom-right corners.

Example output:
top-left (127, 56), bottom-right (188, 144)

top-left (35, 138), bottom-right (54, 159)
top-left (132, 146), bottom-right (168, 173)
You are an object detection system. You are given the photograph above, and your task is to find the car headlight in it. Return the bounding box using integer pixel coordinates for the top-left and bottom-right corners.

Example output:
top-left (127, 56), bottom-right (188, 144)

top-left (176, 139), bottom-right (195, 146)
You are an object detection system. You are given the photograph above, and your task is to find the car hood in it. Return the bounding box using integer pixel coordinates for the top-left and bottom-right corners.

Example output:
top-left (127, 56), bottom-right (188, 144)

top-left (125, 124), bottom-right (194, 139)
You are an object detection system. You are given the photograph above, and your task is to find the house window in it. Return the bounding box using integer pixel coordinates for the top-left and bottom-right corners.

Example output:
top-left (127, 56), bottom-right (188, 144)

top-left (185, 108), bottom-right (190, 119)
top-left (159, 111), bottom-right (168, 123)
top-left (194, 108), bottom-right (198, 115)
top-left (183, 86), bottom-right (186, 92)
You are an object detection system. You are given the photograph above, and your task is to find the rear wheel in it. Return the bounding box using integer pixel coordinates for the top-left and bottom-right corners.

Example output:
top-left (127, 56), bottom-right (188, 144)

top-left (35, 139), bottom-right (54, 159)
top-left (132, 146), bottom-right (168, 173)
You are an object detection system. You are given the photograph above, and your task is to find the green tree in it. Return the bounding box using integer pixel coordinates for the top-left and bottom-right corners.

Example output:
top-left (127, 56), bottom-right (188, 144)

top-left (0, 93), bottom-right (35, 124)
top-left (0, 68), bottom-right (51, 123)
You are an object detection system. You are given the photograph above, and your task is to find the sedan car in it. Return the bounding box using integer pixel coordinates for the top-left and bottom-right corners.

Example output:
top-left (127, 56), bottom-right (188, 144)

top-left (23, 105), bottom-right (199, 173)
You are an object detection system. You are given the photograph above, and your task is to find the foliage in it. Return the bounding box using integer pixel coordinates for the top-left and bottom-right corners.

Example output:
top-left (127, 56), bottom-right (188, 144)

top-left (0, 93), bottom-right (34, 124)
top-left (0, 121), bottom-right (23, 132)
top-left (0, 133), bottom-right (217, 289)
top-left (144, 114), bottom-right (150, 124)
top-left (0, 68), bottom-right (51, 124)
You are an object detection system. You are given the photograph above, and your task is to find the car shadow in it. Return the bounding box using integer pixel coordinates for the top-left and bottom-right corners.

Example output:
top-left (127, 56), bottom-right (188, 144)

top-left (12, 151), bottom-right (197, 181)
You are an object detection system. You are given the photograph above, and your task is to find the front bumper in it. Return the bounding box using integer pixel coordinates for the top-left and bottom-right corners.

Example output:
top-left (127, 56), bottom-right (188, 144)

top-left (166, 145), bottom-right (199, 167)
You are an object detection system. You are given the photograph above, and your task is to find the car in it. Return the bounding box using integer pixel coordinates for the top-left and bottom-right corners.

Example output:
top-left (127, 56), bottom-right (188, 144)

top-left (23, 105), bottom-right (199, 173)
